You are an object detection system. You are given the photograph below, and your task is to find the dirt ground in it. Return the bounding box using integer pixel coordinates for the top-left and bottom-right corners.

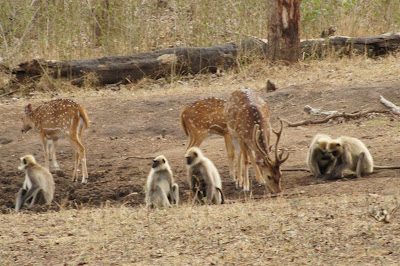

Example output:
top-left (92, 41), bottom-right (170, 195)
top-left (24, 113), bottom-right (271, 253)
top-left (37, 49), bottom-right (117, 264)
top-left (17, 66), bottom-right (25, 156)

top-left (1, 81), bottom-right (400, 213)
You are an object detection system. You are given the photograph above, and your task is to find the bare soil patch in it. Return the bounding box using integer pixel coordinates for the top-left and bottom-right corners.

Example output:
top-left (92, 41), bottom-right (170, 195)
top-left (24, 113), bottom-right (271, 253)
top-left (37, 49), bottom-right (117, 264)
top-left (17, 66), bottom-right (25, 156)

top-left (1, 81), bottom-right (400, 213)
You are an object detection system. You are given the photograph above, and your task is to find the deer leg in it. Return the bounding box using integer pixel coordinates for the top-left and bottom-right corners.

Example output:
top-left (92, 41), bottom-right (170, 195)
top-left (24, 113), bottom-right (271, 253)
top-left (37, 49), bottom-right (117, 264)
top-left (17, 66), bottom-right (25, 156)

top-left (50, 139), bottom-right (60, 170)
top-left (239, 142), bottom-right (250, 192)
top-left (67, 135), bottom-right (88, 184)
top-left (236, 140), bottom-right (246, 190)
top-left (42, 137), bottom-right (50, 171)
top-left (248, 151), bottom-right (266, 186)
top-left (77, 122), bottom-right (88, 180)
top-left (224, 133), bottom-right (236, 182)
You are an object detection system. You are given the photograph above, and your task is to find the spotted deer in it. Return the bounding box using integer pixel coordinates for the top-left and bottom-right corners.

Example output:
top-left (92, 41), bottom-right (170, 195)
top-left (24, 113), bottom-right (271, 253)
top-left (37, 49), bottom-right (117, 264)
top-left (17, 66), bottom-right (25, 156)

top-left (224, 89), bottom-right (289, 193)
top-left (21, 99), bottom-right (90, 183)
top-left (180, 97), bottom-right (236, 182)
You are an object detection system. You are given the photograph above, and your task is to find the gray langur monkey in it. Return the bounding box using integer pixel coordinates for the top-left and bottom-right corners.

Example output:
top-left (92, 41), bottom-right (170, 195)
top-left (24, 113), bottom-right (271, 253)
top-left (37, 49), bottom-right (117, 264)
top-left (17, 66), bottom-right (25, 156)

top-left (307, 134), bottom-right (337, 177)
top-left (15, 155), bottom-right (55, 212)
top-left (145, 155), bottom-right (179, 208)
top-left (185, 147), bottom-right (224, 205)
top-left (326, 136), bottom-right (373, 179)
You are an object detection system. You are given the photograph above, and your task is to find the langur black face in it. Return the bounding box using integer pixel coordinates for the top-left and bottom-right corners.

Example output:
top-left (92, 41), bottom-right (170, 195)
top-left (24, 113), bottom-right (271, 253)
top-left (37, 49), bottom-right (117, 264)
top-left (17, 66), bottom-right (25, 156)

top-left (331, 150), bottom-right (339, 157)
top-left (152, 160), bottom-right (160, 168)
top-left (152, 158), bottom-right (166, 168)
top-left (321, 150), bottom-right (335, 160)
top-left (18, 157), bottom-right (28, 171)
top-left (185, 151), bottom-right (198, 165)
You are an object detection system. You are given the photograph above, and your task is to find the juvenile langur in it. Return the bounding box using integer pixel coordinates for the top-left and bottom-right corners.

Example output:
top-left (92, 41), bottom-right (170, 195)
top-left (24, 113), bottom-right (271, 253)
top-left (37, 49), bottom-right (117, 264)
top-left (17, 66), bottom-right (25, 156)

top-left (326, 136), bottom-right (374, 179)
top-left (15, 155), bottom-right (55, 212)
top-left (307, 134), bottom-right (337, 177)
top-left (145, 155), bottom-right (179, 208)
top-left (185, 147), bottom-right (224, 205)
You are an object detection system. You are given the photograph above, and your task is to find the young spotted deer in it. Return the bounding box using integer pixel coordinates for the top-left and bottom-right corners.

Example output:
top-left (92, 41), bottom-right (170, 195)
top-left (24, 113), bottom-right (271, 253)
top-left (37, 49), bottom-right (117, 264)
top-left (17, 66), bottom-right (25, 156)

top-left (180, 97), bottom-right (236, 182)
top-left (21, 99), bottom-right (90, 183)
top-left (224, 89), bottom-right (289, 193)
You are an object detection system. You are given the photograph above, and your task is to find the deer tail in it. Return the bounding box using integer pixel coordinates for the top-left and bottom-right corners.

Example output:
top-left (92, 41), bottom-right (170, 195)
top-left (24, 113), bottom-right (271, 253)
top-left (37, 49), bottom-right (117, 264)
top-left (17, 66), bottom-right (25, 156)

top-left (180, 110), bottom-right (189, 137)
top-left (78, 105), bottom-right (90, 130)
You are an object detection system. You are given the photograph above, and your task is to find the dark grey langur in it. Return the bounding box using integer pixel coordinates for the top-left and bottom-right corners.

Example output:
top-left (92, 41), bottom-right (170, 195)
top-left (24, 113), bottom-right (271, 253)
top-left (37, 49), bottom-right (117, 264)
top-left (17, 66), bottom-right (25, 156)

top-left (185, 147), bottom-right (224, 205)
top-left (15, 155), bottom-right (55, 212)
top-left (307, 134), bottom-right (337, 178)
top-left (145, 155), bottom-right (179, 208)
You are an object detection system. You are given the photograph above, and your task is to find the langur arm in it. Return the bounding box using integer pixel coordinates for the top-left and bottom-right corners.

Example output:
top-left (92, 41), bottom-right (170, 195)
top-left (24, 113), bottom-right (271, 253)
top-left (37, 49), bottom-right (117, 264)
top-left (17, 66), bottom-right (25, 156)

top-left (167, 170), bottom-right (174, 186)
top-left (15, 188), bottom-right (27, 212)
top-left (201, 166), bottom-right (215, 203)
top-left (329, 153), bottom-right (348, 179)
top-left (206, 183), bottom-right (216, 204)
top-left (171, 183), bottom-right (179, 205)
top-left (20, 185), bottom-right (40, 203)
top-left (325, 156), bottom-right (338, 174)
top-left (309, 149), bottom-right (322, 176)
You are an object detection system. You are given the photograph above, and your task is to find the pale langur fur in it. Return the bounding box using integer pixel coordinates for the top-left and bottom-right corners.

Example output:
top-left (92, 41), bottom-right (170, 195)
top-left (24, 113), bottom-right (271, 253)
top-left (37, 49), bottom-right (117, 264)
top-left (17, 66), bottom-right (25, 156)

top-left (145, 155), bottom-right (179, 208)
top-left (15, 155), bottom-right (55, 212)
top-left (326, 136), bottom-right (374, 179)
top-left (185, 147), bottom-right (224, 205)
top-left (307, 134), bottom-right (337, 177)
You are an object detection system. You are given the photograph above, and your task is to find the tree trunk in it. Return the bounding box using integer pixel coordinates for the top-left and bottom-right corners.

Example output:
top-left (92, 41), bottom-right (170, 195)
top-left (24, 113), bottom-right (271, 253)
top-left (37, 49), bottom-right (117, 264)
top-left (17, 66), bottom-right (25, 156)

top-left (267, 0), bottom-right (301, 63)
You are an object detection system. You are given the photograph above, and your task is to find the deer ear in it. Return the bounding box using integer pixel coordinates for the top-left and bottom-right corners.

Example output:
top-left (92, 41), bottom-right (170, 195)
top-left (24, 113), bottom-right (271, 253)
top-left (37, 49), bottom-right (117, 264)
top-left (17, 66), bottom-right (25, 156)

top-left (25, 104), bottom-right (32, 114)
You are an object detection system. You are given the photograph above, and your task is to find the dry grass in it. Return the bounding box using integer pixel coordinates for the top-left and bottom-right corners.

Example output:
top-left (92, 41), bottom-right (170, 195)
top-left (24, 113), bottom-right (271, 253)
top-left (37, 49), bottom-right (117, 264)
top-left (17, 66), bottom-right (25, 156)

top-left (1, 0), bottom-right (399, 66)
top-left (104, 55), bottom-right (400, 99)
top-left (1, 192), bottom-right (399, 265)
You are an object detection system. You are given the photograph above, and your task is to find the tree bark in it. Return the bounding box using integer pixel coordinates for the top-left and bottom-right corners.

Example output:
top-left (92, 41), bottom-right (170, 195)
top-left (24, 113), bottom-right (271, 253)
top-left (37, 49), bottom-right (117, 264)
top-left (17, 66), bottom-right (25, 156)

top-left (267, 0), bottom-right (301, 63)
top-left (11, 32), bottom-right (400, 86)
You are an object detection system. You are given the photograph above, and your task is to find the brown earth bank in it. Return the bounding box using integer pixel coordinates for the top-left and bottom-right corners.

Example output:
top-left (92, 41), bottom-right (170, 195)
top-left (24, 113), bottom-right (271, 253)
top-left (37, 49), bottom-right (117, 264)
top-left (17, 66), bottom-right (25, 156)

top-left (1, 81), bottom-right (400, 213)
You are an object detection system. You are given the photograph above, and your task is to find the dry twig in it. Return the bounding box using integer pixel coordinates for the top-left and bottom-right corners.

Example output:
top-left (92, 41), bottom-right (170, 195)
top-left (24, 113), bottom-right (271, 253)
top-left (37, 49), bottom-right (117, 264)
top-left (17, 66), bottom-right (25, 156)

top-left (280, 110), bottom-right (390, 127)
top-left (125, 155), bottom-right (154, 160)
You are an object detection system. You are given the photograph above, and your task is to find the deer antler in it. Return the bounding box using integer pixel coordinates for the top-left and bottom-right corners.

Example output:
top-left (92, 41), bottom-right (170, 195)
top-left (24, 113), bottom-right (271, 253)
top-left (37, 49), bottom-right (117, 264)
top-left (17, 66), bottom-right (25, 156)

top-left (253, 124), bottom-right (273, 165)
top-left (272, 120), bottom-right (289, 164)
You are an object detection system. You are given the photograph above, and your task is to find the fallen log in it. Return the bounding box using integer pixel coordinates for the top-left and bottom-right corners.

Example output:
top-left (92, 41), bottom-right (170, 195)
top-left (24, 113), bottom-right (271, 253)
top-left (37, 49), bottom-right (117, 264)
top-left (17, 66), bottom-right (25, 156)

top-left (12, 32), bottom-right (400, 86)
top-left (301, 32), bottom-right (400, 58)
top-left (13, 39), bottom-right (267, 86)
top-left (380, 95), bottom-right (400, 115)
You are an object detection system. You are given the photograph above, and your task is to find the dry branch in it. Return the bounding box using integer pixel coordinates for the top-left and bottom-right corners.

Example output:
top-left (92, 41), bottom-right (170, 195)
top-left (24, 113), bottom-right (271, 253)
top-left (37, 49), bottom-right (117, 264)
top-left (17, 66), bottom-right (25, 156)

top-left (12, 32), bottom-right (400, 86)
top-left (304, 105), bottom-right (339, 116)
top-left (124, 155), bottom-right (154, 160)
top-left (380, 95), bottom-right (400, 115)
top-left (281, 110), bottom-right (390, 127)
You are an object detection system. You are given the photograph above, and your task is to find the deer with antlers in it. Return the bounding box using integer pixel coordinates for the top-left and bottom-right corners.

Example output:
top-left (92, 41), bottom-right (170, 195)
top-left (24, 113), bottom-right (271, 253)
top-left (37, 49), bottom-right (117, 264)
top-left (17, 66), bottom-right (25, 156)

top-left (21, 99), bottom-right (90, 184)
top-left (224, 89), bottom-right (289, 193)
top-left (180, 97), bottom-right (237, 182)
